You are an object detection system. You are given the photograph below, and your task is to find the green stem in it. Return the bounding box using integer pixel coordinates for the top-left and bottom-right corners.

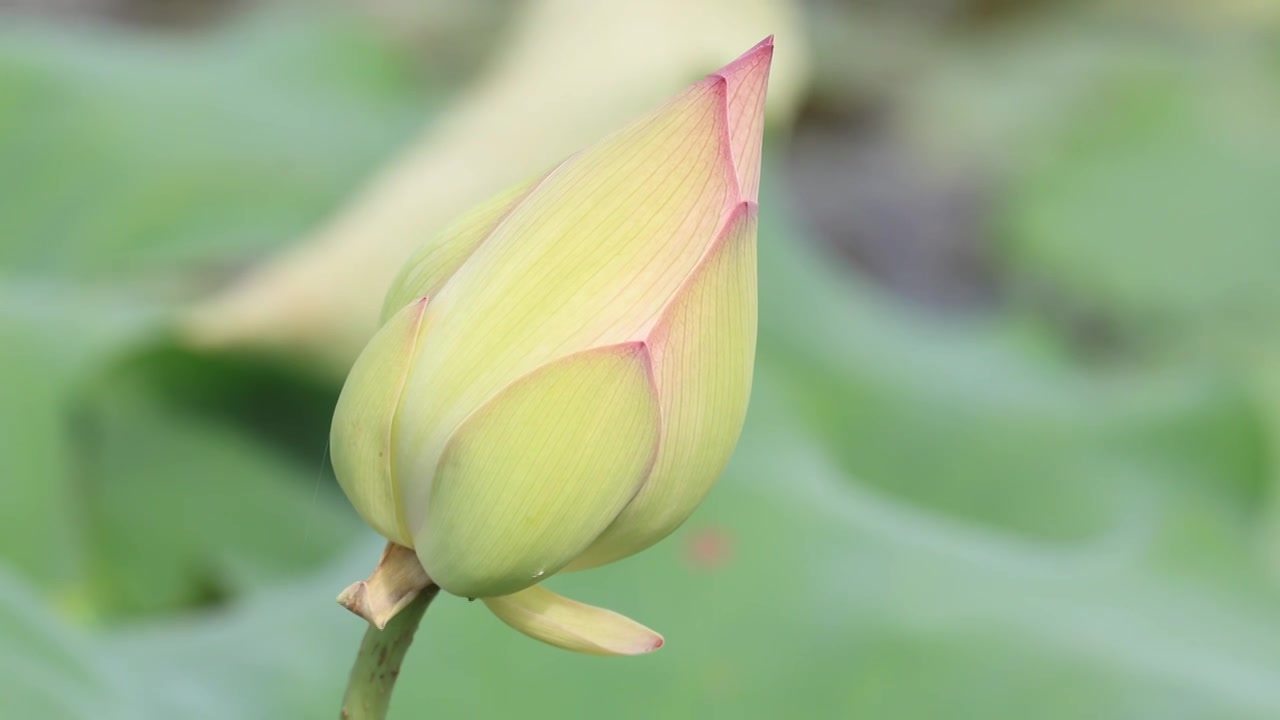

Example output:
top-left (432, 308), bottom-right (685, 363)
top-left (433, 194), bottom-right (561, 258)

top-left (340, 585), bottom-right (440, 720)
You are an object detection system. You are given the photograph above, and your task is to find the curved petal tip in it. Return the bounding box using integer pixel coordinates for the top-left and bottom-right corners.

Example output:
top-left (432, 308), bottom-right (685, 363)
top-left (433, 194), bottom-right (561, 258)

top-left (711, 37), bottom-right (774, 202)
top-left (483, 586), bottom-right (664, 656)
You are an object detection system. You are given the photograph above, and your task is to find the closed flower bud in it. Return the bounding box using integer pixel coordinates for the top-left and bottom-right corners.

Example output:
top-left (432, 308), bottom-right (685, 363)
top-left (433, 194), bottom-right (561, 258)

top-left (331, 38), bottom-right (773, 653)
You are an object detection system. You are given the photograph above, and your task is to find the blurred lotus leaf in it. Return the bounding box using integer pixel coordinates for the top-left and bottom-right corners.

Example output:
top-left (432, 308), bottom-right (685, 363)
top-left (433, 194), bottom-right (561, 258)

top-left (999, 26), bottom-right (1280, 356)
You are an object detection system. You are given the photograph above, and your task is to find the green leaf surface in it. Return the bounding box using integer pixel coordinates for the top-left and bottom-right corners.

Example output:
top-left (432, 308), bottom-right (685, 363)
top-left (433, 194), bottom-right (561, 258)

top-left (9, 409), bottom-right (1279, 720)
top-left (1001, 44), bottom-right (1280, 355)
top-left (0, 4), bottom-right (428, 281)
top-left (755, 185), bottom-right (1269, 575)
top-left (0, 573), bottom-right (121, 719)
top-left (0, 2), bottom-right (425, 616)
top-left (0, 200), bottom-right (1275, 718)
top-left (75, 360), bottom-right (362, 618)
top-left (0, 281), bottom-right (161, 595)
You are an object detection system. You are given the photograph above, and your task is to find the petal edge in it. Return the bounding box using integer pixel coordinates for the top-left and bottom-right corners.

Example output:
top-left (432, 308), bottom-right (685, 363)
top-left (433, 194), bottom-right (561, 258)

top-left (381, 173), bottom-right (545, 321)
top-left (483, 586), bottom-right (664, 656)
top-left (571, 202), bottom-right (758, 570)
top-left (715, 36), bottom-right (774, 202)
top-left (330, 297), bottom-right (431, 546)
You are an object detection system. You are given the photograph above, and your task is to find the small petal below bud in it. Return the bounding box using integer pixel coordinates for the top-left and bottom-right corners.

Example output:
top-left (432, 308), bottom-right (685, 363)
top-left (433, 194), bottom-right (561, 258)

top-left (483, 586), bottom-right (664, 656)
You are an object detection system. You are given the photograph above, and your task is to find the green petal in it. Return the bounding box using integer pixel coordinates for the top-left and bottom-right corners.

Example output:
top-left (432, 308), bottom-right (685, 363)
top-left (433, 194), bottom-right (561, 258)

top-left (380, 174), bottom-right (543, 322)
top-left (329, 298), bottom-right (431, 546)
top-left (571, 202), bottom-right (758, 570)
top-left (415, 343), bottom-right (660, 598)
top-left (483, 586), bottom-right (663, 656)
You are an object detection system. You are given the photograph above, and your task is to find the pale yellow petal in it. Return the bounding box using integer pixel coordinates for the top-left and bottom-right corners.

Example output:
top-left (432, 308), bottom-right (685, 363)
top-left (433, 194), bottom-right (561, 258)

top-left (380, 174), bottom-right (544, 322)
top-left (716, 37), bottom-right (774, 202)
top-left (572, 203), bottom-right (758, 570)
top-left (415, 343), bottom-right (660, 598)
top-left (329, 298), bottom-right (431, 546)
top-left (483, 586), bottom-right (664, 656)
top-left (395, 79), bottom-right (736, 533)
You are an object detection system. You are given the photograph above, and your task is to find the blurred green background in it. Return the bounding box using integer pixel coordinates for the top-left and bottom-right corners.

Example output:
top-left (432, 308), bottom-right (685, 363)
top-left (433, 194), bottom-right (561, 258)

top-left (3, 0), bottom-right (1280, 718)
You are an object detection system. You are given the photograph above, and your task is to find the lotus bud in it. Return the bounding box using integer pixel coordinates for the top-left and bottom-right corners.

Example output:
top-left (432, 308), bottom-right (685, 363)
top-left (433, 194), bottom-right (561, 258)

top-left (331, 38), bottom-right (772, 654)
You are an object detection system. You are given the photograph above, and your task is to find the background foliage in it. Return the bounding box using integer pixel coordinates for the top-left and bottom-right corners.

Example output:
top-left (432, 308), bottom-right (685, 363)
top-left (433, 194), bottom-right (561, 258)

top-left (3, 1), bottom-right (1280, 718)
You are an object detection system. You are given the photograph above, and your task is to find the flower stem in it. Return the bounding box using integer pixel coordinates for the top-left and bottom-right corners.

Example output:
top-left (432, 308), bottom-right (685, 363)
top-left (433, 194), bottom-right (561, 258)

top-left (339, 585), bottom-right (439, 720)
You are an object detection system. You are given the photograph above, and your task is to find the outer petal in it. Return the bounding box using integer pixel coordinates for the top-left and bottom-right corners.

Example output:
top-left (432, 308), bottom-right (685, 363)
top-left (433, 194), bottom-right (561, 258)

top-left (380, 174), bottom-right (543, 322)
top-left (717, 37), bottom-right (774, 202)
top-left (483, 586), bottom-right (664, 656)
top-left (329, 297), bottom-right (431, 546)
top-left (571, 202), bottom-right (758, 570)
top-left (415, 343), bottom-right (660, 598)
top-left (395, 76), bottom-right (737, 533)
